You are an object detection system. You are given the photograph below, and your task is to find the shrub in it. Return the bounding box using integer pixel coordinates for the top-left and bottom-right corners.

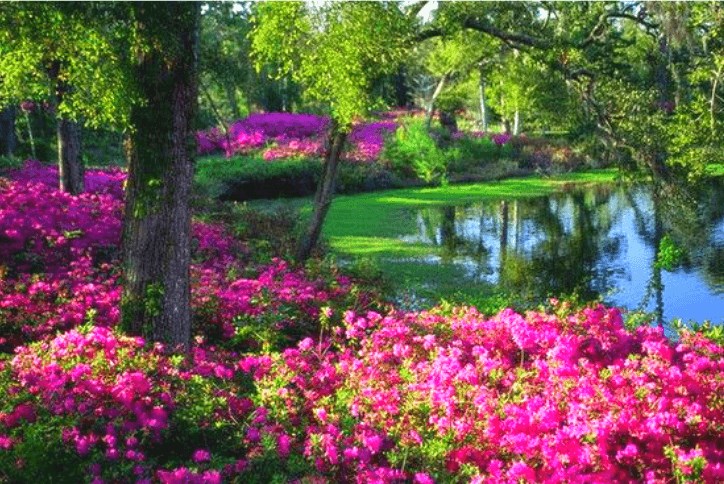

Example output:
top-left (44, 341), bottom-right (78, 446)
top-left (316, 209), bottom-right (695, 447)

top-left (509, 136), bottom-right (587, 173)
top-left (195, 155), bottom-right (323, 200)
top-left (382, 118), bottom-right (448, 184)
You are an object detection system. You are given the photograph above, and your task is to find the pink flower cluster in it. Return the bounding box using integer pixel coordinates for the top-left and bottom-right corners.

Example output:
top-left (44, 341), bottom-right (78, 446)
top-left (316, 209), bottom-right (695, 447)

top-left (0, 161), bottom-right (360, 351)
top-left (7, 160), bottom-right (126, 198)
top-left (197, 113), bottom-right (329, 158)
top-left (0, 325), bottom-right (257, 481)
top-left (345, 121), bottom-right (397, 163)
top-left (10, 327), bottom-right (171, 462)
top-left (193, 257), bottom-right (352, 343)
top-left (0, 174), bottom-right (123, 273)
top-left (491, 133), bottom-right (512, 146)
top-left (246, 304), bottom-right (723, 482)
top-left (196, 112), bottom-right (397, 162)
top-left (0, 257), bottom-right (121, 351)
top-left (263, 138), bottom-right (324, 161)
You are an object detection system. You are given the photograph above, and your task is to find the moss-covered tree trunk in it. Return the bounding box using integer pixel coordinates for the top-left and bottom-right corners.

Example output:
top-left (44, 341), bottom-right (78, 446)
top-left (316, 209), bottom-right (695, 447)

top-left (121, 2), bottom-right (199, 349)
top-left (295, 124), bottom-right (347, 263)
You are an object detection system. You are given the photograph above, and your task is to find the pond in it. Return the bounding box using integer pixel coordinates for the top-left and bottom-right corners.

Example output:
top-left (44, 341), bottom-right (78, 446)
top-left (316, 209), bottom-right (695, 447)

top-left (385, 180), bottom-right (723, 325)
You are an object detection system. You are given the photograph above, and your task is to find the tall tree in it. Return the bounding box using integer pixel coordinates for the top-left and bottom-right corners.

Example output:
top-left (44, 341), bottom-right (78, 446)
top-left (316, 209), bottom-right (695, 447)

top-left (251, 1), bottom-right (411, 262)
top-left (0, 3), bottom-right (130, 193)
top-left (121, 2), bottom-right (199, 349)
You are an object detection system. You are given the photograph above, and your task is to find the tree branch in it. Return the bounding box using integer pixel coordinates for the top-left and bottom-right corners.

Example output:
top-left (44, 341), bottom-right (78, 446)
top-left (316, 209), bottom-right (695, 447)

top-left (462, 17), bottom-right (550, 49)
top-left (581, 10), bottom-right (658, 48)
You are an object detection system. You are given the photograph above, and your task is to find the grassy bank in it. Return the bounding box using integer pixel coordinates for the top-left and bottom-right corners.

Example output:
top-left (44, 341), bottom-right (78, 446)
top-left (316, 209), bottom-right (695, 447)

top-left (322, 169), bottom-right (619, 255)
top-left (251, 168), bottom-right (620, 309)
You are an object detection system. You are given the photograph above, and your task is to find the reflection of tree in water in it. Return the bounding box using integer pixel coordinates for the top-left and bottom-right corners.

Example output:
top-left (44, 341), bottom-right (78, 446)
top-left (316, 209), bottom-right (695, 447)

top-left (416, 185), bottom-right (622, 303)
top-left (411, 179), bottom-right (722, 314)
top-left (501, 187), bottom-right (619, 303)
top-left (626, 179), bottom-right (724, 325)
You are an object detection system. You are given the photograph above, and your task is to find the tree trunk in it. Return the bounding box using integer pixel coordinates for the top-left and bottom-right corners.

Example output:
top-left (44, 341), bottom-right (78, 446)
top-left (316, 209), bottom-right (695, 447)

top-left (121, 2), bottom-right (199, 350)
top-left (513, 109), bottom-right (521, 135)
top-left (393, 67), bottom-right (410, 107)
top-left (425, 73), bottom-right (448, 129)
top-left (23, 110), bottom-right (36, 159)
top-left (503, 119), bottom-right (511, 134)
top-left (49, 61), bottom-right (85, 194)
top-left (295, 125), bottom-right (347, 263)
top-left (711, 64), bottom-right (722, 137)
top-left (57, 118), bottom-right (84, 194)
top-left (479, 74), bottom-right (488, 132)
top-left (0, 106), bottom-right (16, 157)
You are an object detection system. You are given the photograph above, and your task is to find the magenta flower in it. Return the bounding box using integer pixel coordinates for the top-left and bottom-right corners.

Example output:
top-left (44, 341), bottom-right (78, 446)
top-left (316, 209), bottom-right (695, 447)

top-left (192, 449), bottom-right (211, 463)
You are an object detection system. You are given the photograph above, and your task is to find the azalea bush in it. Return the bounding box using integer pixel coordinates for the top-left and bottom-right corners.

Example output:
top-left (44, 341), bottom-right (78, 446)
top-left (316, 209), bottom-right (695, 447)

top-left (0, 162), bottom-right (373, 352)
top-left (195, 112), bottom-right (395, 163)
top-left (1, 303), bottom-right (721, 482)
top-left (245, 303), bottom-right (723, 482)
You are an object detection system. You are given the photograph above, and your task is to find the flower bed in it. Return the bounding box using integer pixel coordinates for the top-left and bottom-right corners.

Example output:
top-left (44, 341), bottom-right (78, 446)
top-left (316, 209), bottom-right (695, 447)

top-left (196, 113), bottom-right (397, 163)
top-left (0, 162), bottom-right (367, 351)
top-left (0, 304), bottom-right (721, 482)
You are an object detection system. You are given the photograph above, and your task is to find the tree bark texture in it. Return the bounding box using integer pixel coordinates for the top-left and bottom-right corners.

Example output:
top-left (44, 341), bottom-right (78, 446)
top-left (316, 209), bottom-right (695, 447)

top-left (0, 106), bottom-right (16, 157)
top-left (57, 118), bottom-right (83, 194)
top-left (295, 126), bottom-right (347, 263)
top-left (122, 2), bottom-right (199, 350)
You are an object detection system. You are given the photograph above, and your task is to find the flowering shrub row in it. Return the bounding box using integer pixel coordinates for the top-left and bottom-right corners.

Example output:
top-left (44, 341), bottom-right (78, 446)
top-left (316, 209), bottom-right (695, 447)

top-left (1, 303), bottom-right (721, 482)
top-left (0, 162), bottom-right (366, 351)
top-left (196, 113), bottom-right (397, 163)
top-left (196, 112), bottom-right (518, 165)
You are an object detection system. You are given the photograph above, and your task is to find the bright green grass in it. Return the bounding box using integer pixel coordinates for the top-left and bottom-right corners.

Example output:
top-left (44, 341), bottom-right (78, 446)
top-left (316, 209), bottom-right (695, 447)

top-left (251, 169), bottom-right (619, 307)
top-left (322, 169), bottom-right (619, 251)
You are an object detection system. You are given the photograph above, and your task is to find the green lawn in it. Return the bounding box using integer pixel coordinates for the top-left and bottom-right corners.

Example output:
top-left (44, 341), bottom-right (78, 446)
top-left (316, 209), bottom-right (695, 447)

top-left (246, 168), bottom-right (618, 308)
top-left (322, 169), bottom-right (619, 254)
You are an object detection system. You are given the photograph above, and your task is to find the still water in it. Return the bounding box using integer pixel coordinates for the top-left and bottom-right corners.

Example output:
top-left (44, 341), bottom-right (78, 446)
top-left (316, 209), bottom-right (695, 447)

top-left (398, 181), bottom-right (723, 324)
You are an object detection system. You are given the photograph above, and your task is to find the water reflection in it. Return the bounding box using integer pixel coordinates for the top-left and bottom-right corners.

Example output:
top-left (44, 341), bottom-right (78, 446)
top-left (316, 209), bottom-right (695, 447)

top-left (401, 180), bottom-right (724, 324)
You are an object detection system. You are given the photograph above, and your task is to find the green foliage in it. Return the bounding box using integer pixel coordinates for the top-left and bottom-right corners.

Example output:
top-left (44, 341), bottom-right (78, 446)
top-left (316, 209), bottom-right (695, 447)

top-left (447, 135), bottom-right (504, 174)
top-left (251, 2), bottom-right (412, 129)
top-left (382, 118), bottom-right (448, 184)
top-left (674, 320), bottom-right (724, 346)
top-left (196, 155), bottom-right (406, 202)
top-left (0, 155), bottom-right (21, 172)
top-left (655, 234), bottom-right (686, 271)
top-left (0, 360), bottom-right (85, 483)
top-left (0, 3), bottom-right (132, 129)
top-left (195, 155), bottom-right (323, 200)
